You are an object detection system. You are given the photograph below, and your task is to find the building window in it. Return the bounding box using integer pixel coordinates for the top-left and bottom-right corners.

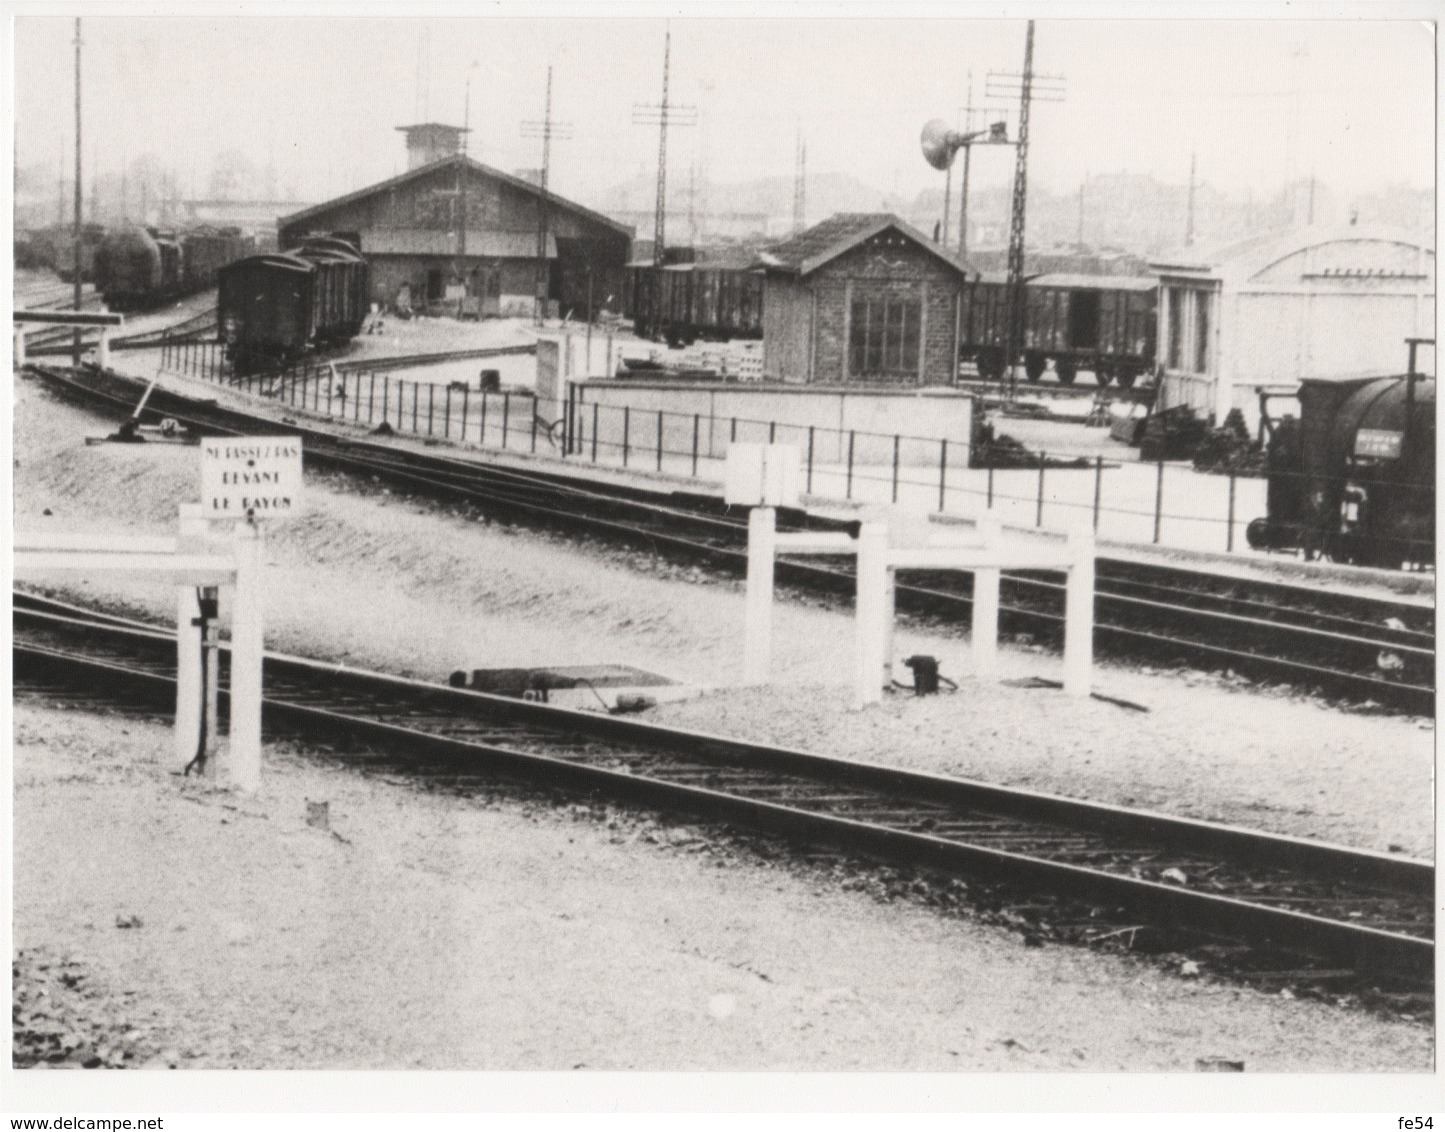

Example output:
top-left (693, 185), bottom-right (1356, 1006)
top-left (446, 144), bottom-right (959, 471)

top-left (849, 296), bottom-right (921, 378)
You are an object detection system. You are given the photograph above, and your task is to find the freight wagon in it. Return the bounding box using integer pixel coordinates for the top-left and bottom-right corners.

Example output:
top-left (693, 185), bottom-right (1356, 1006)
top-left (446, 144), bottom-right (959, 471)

top-left (94, 226), bottom-right (254, 311)
top-left (218, 236), bottom-right (370, 372)
top-left (625, 261), bottom-right (764, 347)
top-left (960, 272), bottom-right (1159, 387)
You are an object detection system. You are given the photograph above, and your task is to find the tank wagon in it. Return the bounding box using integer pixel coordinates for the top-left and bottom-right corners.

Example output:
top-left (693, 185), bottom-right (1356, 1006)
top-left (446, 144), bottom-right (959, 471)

top-left (625, 262), bottom-right (764, 347)
top-left (1247, 368), bottom-right (1435, 569)
top-left (94, 226), bottom-right (254, 310)
top-left (960, 272), bottom-right (1159, 387)
top-left (218, 236), bottom-right (370, 372)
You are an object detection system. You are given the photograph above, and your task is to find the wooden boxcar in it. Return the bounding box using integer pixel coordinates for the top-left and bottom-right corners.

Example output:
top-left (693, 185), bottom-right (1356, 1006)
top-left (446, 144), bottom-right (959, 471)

top-left (218, 237), bottom-right (369, 372)
top-left (960, 272), bottom-right (1159, 387)
top-left (625, 262), bottom-right (764, 346)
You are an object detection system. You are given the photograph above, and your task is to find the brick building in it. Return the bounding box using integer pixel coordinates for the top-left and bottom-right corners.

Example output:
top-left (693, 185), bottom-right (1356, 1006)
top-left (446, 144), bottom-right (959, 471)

top-left (278, 124), bottom-right (632, 318)
top-left (755, 214), bottom-right (971, 385)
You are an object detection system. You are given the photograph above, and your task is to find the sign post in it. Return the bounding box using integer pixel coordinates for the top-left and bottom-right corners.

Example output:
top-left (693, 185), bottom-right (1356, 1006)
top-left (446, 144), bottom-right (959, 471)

top-left (197, 436), bottom-right (303, 791)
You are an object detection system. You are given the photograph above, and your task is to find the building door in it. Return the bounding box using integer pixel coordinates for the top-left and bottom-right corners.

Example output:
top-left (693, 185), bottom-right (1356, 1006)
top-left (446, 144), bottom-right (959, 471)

top-left (426, 269), bottom-right (444, 302)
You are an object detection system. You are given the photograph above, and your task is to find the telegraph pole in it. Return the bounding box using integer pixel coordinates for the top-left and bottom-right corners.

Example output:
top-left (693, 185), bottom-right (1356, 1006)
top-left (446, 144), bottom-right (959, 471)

top-left (1001, 22), bottom-right (1033, 399)
top-left (988, 21), bottom-right (1064, 399)
top-left (72, 17), bottom-right (83, 367)
top-left (522, 65), bottom-right (573, 324)
top-left (1186, 151), bottom-right (1196, 247)
top-left (633, 26), bottom-right (696, 271)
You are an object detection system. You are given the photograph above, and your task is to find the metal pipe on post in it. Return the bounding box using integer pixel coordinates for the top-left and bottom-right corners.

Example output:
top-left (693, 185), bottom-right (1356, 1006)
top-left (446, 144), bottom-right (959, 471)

top-left (382, 376), bottom-right (389, 423)
top-left (853, 520), bottom-right (890, 708)
top-left (1036, 456), bottom-right (1046, 527)
top-left (691, 413), bottom-right (700, 477)
top-left (744, 505), bottom-right (777, 684)
top-left (1226, 472), bottom-right (1237, 552)
top-left (460, 387), bottom-right (468, 441)
top-left (622, 405), bottom-right (630, 466)
top-left (972, 511), bottom-right (1001, 677)
top-left (412, 381), bottom-right (419, 432)
top-left (591, 403), bottom-right (599, 462)
top-left (1092, 455), bottom-right (1103, 532)
top-left (532, 400), bottom-right (539, 453)
top-left (479, 391), bottom-right (488, 444)
top-left (174, 506), bottom-right (207, 771)
top-left (806, 426), bottom-right (815, 494)
top-left (938, 439), bottom-right (948, 511)
top-left (444, 385), bottom-right (452, 438)
top-left (846, 430), bottom-right (856, 499)
top-left (892, 435), bottom-right (901, 503)
top-left (427, 383), bottom-right (435, 435)
top-left (1063, 527), bottom-right (1095, 698)
top-left (987, 464), bottom-right (994, 508)
top-left (1153, 461), bottom-right (1164, 544)
top-left (657, 410), bottom-right (664, 471)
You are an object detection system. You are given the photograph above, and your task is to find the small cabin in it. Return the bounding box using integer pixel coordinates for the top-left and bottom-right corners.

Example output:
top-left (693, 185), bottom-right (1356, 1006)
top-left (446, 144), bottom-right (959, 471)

top-left (755, 214), bottom-right (971, 386)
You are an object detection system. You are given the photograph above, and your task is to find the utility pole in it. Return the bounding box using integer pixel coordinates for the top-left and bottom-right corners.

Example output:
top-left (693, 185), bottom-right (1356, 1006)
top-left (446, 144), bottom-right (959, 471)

top-left (1186, 151), bottom-right (1196, 247)
top-left (987, 21), bottom-right (1063, 399)
top-left (522, 65), bottom-right (573, 324)
top-left (957, 74), bottom-right (973, 259)
top-left (1077, 171), bottom-right (1086, 248)
top-left (72, 16), bottom-right (83, 367)
top-left (792, 127), bottom-right (807, 236)
top-left (633, 25), bottom-right (696, 272)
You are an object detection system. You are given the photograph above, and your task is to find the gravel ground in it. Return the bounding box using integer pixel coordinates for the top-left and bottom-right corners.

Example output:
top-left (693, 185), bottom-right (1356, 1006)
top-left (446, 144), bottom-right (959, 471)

top-left (11, 702), bottom-right (1433, 1071)
top-left (14, 376), bottom-right (1433, 856)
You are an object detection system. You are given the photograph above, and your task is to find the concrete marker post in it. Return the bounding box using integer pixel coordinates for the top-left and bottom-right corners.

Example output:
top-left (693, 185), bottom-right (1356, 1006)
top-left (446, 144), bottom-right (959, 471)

top-left (1063, 526), bottom-right (1096, 698)
top-left (744, 505), bottom-right (777, 684)
top-left (971, 511), bottom-right (1002, 677)
top-left (853, 520), bottom-right (890, 708)
top-left (174, 506), bottom-right (208, 769)
top-left (14, 326), bottom-right (26, 369)
top-left (227, 517), bottom-right (265, 793)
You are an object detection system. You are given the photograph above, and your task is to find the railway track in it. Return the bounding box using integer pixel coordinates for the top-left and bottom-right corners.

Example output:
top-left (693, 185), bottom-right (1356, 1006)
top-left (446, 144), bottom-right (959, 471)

top-left (23, 361), bottom-right (1437, 713)
top-left (12, 595), bottom-right (1433, 1001)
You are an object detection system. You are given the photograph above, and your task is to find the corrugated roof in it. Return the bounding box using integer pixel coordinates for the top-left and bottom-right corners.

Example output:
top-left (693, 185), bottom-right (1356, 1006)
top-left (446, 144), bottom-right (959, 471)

top-left (279, 156), bottom-right (632, 239)
top-left (758, 213), bottom-right (969, 278)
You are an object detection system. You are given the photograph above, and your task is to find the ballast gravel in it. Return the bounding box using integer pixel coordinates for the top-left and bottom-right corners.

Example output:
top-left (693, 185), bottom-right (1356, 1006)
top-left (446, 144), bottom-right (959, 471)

top-left (10, 374), bottom-right (1435, 1071)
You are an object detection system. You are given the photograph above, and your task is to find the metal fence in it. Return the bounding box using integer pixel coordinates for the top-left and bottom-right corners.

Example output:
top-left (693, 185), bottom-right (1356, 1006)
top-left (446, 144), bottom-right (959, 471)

top-left (153, 338), bottom-right (1427, 562)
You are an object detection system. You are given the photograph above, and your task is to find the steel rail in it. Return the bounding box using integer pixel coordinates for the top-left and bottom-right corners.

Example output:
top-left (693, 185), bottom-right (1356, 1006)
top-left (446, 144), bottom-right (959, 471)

top-left (12, 606), bottom-right (1433, 983)
top-left (23, 363), bottom-right (1435, 709)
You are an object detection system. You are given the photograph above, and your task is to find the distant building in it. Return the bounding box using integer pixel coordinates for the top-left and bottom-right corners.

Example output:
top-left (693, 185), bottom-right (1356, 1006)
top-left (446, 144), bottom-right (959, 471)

top-left (1150, 225), bottom-right (1435, 420)
top-left (279, 123), bottom-right (633, 318)
top-left (755, 213), bottom-right (970, 385)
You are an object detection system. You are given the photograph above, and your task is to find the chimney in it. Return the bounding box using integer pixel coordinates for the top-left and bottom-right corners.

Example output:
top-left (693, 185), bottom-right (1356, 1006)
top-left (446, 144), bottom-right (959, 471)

top-left (396, 123), bottom-right (468, 171)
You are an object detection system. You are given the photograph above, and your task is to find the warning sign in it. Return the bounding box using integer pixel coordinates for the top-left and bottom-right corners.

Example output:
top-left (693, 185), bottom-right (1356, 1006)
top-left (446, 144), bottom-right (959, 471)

top-left (200, 436), bottom-right (303, 518)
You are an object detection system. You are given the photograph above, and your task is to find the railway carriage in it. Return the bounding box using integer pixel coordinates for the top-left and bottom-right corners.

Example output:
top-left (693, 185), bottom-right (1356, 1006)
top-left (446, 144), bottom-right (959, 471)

top-left (625, 261), bottom-right (764, 347)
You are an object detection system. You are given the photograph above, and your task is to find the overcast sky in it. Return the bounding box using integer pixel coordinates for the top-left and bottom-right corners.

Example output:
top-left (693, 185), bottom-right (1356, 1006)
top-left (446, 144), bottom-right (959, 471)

top-left (11, 12), bottom-right (1436, 208)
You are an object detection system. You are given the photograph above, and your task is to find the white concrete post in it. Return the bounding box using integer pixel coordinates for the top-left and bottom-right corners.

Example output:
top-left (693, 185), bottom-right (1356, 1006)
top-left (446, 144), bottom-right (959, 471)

top-left (972, 511), bottom-right (1002, 677)
top-left (14, 326), bottom-right (27, 368)
top-left (174, 507), bottom-right (209, 770)
top-left (853, 521), bottom-right (890, 708)
top-left (1063, 527), bottom-right (1096, 698)
top-left (97, 329), bottom-right (111, 369)
top-left (227, 519), bottom-right (266, 792)
top-left (744, 506), bottom-right (776, 683)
